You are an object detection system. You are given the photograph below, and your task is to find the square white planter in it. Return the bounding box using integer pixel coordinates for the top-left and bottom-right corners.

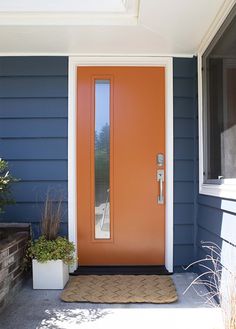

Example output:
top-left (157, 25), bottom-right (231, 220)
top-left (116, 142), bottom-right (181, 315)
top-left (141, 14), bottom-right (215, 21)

top-left (32, 259), bottom-right (69, 289)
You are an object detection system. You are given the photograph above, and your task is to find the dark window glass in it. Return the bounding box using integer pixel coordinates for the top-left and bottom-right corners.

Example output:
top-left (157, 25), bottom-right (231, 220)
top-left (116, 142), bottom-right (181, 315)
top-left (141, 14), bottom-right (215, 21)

top-left (203, 12), bottom-right (236, 180)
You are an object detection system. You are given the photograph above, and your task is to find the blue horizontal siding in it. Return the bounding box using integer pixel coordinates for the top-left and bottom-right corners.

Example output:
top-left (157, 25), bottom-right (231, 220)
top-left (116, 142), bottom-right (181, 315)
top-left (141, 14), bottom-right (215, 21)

top-left (198, 194), bottom-right (236, 213)
top-left (197, 195), bottom-right (236, 270)
top-left (0, 57), bottom-right (68, 238)
top-left (0, 77), bottom-right (68, 98)
top-left (174, 118), bottom-right (194, 138)
top-left (174, 55), bottom-right (236, 272)
top-left (0, 220), bottom-right (69, 239)
top-left (174, 245), bottom-right (194, 265)
top-left (0, 57), bottom-right (68, 76)
top-left (174, 160), bottom-right (194, 181)
top-left (1, 139), bottom-right (67, 159)
top-left (10, 182), bottom-right (68, 203)
top-left (1, 203), bottom-right (68, 223)
top-left (173, 78), bottom-right (194, 98)
top-left (197, 227), bottom-right (222, 248)
top-left (0, 98), bottom-right (67, 118)
top-left (174, 225), bottom-right (194, 245)
top-left (8, 160), bottom-right (67, 181)
top-left (174, 139), bottom-right (195, 160)
top-left (0, 56), bottom-right (199, 266)
top-left (197, 197), bottom-right (236, 246)
top-left (173, 58), bottom-right (196, 78)
top-left (0, 118), bottom-right (67, 138)
top-left (174, 98), bottom-right (195, 118)
top-left (174, 204), bottom-right (194, 225)
top-left (174, 182), bottom-right (194, 203)
top-left (173, 58), bottom-right (197, 266)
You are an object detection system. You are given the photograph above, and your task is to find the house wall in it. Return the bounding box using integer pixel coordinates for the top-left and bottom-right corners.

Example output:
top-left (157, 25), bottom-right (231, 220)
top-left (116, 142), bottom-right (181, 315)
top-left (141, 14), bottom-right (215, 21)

top-left (173, 58), bottom-right (198, 266)
top-left (174, 57), bottom-right (236, 268)
top-left (0, 57), bottom-right (68, 237)
top-left (0, 56), bottom-right (198, 266)
top-left (197, 195), bottom-right (236, 267)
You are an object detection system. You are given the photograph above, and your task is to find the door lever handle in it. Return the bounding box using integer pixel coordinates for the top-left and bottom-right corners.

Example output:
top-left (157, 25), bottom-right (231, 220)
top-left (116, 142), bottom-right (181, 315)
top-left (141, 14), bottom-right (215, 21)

top-left (157, 169), bottom-right (164, 204)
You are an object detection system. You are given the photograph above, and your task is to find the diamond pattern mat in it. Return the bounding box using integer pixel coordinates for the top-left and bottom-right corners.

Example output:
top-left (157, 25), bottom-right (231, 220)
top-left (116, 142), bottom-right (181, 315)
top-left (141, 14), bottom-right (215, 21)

top-left (60, 275), bottom-right (178, 304)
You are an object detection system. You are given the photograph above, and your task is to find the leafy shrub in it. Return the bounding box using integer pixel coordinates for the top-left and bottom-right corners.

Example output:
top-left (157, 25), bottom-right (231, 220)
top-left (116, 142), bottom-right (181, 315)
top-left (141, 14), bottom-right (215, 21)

top-left (29, 235), bottom-right (75, 265)
top-left (0, 159), bottom-right (18, 212)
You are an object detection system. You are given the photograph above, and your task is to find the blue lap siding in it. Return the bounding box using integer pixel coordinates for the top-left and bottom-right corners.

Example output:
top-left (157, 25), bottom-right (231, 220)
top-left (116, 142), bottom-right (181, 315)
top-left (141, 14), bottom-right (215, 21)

top-left (173, 58), bottom-right (198, 266)
top-left (0, 57), bottom-right (68, 237)
top-left (0, 56), bottom-right (200, 266)
top-left (197, 196), bottom-right (236, 266)
top-left (174, 58), bottom-right (236, 267)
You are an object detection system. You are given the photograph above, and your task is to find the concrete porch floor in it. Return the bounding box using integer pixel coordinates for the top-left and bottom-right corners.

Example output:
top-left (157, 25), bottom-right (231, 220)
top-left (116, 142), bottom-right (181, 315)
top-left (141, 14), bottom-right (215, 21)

top-left (0, 272), bottom-right (223, 329)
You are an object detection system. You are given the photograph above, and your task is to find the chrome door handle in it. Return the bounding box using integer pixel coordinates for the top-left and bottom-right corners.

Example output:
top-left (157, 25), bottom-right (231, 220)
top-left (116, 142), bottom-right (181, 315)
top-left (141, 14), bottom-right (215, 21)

top-left (157, 169), bottom-right (164, 204)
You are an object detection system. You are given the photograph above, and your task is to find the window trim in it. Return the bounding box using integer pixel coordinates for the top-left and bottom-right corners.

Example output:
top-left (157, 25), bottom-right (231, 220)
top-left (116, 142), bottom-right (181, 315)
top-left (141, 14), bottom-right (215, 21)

top-left (198, 2), bottom-right (236, 200)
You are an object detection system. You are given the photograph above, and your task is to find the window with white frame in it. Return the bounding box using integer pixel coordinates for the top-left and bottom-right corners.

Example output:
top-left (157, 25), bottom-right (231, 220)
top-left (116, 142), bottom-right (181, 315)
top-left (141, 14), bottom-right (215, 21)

top-left (202, 8), bottom-right (236, 189)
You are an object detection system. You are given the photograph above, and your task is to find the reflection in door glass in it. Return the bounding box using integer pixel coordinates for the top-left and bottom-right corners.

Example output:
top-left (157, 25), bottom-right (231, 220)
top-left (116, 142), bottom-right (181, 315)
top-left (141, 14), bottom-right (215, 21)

top-left (95, 80), bottom-right (110, 239)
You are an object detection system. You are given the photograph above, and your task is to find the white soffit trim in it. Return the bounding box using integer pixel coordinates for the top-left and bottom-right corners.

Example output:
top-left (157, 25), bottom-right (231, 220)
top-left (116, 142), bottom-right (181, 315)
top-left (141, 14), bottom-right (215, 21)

top-left (0, 13), bottom-right (138, 26)
top-left (0, 0), bottom-right (139, 26)
top-left (68, 56), bottom-right (174, 272)
top-left (0, 52), bottom-right (193, 57)
top-left (0, 0), bottom-right (133, 12)
top-left (198, 0), bottom-right (236, 55)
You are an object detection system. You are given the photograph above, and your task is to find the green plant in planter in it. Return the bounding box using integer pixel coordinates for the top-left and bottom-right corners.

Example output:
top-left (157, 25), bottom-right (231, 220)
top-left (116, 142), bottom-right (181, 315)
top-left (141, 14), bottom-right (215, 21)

top-left (29, 236), bottom-right (75, 265)
top-left (28, 193), bottom-right (75, 265)
top-left (0, 158), bottom-right (18, 213)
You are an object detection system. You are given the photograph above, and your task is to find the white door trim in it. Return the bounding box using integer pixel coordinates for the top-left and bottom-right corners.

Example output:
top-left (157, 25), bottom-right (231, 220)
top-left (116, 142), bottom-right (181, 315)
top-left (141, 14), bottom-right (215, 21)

top-left (68, 56), bottom-right (174, 272)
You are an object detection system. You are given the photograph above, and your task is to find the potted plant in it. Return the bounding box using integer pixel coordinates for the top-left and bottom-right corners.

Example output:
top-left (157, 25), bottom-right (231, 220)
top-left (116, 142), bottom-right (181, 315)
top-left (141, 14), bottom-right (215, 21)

top-left (29, 195), bottom-right (75, 289)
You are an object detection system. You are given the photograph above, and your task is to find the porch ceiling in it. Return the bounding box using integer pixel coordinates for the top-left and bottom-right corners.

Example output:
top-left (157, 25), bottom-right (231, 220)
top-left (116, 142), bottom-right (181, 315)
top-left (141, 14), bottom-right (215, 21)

top-left (0, 0), bottom-right (229, 56)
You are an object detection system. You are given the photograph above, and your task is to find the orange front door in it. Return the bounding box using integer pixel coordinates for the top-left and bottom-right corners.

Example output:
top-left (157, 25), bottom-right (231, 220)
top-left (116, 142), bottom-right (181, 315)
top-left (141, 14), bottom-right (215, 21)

top-left (77, 66), bottom-right (165, 265)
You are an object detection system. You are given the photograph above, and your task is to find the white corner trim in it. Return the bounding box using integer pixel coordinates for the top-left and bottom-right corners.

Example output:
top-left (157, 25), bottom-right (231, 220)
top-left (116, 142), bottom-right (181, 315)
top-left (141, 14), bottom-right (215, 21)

top-left (68, 56), bottom-right (173, 272)
top-left (68, 58), bottom-right (78, 272)
top-left (198, 0), bottom-right (236, 55)
top-left (164, 57), bottom-right (174, 273)
top-left (198, 54), bottom-right (204, 196)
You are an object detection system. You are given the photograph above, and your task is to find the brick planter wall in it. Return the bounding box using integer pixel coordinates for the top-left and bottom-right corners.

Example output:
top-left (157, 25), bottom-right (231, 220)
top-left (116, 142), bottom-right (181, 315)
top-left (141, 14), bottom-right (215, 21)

top-left (0, 231), bottom-right (29, 313)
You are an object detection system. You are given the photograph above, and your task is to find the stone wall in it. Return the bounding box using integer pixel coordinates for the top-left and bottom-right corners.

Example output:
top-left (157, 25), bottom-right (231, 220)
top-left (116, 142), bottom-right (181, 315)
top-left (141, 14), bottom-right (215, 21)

top-left (0, 230), bottom-right (29, 313)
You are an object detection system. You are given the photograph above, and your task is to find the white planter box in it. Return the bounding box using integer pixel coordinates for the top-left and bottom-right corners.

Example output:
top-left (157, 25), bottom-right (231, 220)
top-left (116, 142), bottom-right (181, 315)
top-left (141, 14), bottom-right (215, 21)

top-left (32, 259), bottom-right (69, 289)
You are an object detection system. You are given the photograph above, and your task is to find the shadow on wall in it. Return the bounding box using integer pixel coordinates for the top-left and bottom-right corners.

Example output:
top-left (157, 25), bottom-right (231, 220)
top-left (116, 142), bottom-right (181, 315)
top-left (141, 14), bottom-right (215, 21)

top-left (196, 195), bottom-right (236, 262)
top-left (0, 187), bottom-right (68, 239)
top-left (195, 194), bottom-right (236, 328)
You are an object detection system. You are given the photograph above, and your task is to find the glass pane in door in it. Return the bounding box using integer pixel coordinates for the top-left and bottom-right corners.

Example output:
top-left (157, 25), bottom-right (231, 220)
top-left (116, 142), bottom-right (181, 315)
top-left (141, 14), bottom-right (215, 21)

top-left (94, 80), bottom-right (110, 239)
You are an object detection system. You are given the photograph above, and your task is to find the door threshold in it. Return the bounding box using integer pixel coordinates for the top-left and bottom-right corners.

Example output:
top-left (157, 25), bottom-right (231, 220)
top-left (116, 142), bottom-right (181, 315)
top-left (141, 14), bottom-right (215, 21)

top-left (70, 265), bottom-right (170, 276)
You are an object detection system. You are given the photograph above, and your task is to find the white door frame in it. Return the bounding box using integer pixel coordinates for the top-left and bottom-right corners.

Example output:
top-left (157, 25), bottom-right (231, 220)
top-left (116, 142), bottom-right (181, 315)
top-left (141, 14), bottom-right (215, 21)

top-left (68, 56), bottom-right (174, 272)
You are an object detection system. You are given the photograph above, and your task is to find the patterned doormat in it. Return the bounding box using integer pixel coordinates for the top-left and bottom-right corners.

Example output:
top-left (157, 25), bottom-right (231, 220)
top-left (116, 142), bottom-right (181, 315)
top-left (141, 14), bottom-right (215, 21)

top-left (60, 275), bottom-right (178, 304)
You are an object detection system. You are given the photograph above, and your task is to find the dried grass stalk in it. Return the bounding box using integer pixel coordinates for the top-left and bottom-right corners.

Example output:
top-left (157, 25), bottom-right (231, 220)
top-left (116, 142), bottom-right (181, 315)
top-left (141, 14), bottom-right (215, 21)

top-left (184, 242), bottom-right (236, 329)
top-left (40, 194), bottom-right (62, 240)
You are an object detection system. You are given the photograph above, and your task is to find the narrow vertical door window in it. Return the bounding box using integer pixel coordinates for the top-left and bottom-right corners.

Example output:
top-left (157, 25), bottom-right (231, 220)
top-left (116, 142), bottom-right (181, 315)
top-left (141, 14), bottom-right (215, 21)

top-left (94, 80), bottom-right (110, 239)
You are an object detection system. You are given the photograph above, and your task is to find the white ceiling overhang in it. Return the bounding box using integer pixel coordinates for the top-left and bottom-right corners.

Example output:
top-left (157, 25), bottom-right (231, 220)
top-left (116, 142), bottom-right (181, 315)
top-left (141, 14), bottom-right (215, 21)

top-left (0, 0), bottom-right (136, 12)
top-left (0, 0), bottom-right (139, 26)
top-left (0, 0), bottom-right (233, 56)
